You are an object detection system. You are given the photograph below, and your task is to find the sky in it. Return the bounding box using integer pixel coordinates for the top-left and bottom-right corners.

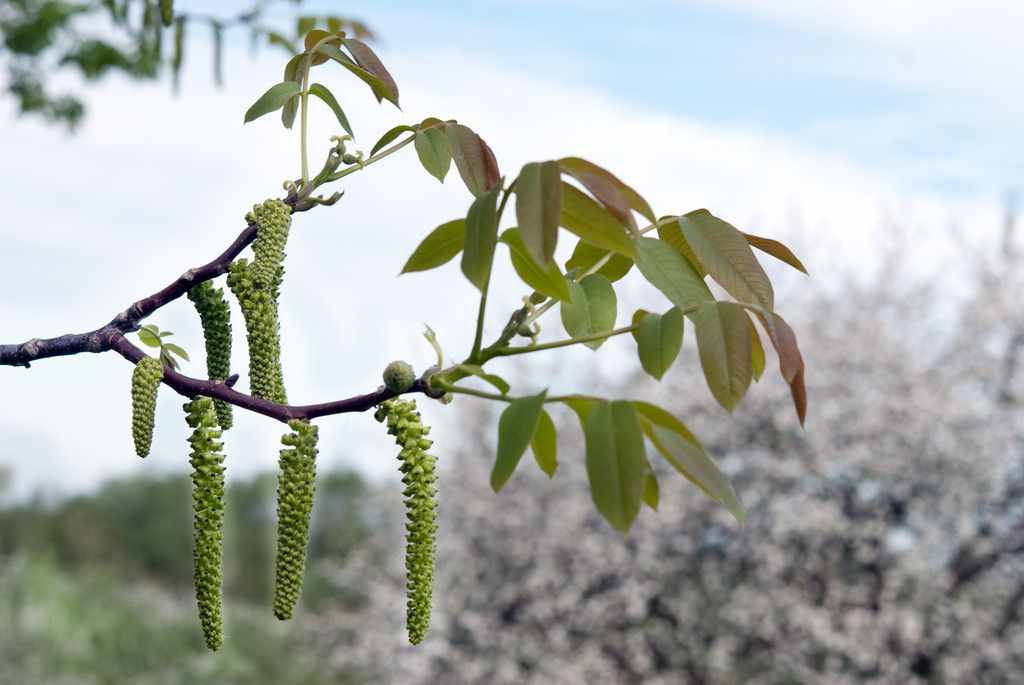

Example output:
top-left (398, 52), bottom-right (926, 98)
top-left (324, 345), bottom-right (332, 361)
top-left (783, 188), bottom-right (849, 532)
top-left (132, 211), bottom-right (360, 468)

top-left (0, 0), bottom-right (1019, 497)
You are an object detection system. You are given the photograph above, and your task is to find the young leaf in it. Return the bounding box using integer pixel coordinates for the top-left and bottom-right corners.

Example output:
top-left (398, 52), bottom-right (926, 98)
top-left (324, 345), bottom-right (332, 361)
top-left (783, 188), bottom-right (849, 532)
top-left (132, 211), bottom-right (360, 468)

top-left (634, 237), bottom-right (713, 311)
top-left (749, 316), bottom-right (766, 381)
top-left (515, 161), bottom-right (562, 265)
top-left (304, 29), bottom-right (340, 65)
top-left (447, 124), bottom-right (501, 197)
top-left (640, 420), bottom-right (745, 525)
top-left (558, 156), bottom-right (655, 228)
top-left (642, 471), bottom-right (660, 510)
top-left (138, 328), bottom-right (162, 348)
top-left (280, 55), bottom-right (304, 129)
top-left (751, 309), bottom-right (807, 425)
top-left (635, 307), bottom-right (684, 380)
top-left (657, 218), bottom-right (706, 276)
top-left (369, 124), bottom-right (414, 156)
top-left (456, 363), bottom-right (510, 395)
top-left (560, 274), bottom-right (617, 350)
top-left (308, 83), bottom-right (353, 136)
top-left (460, 185), bottom-right (501, 291)
top-left (491, 391), bottom-right (548, 492)
top-left (244, 81), bottom-right (301, 123)
top-left (744, 232), bottom-right (808, 274)
top-left (315, 43), bottom-right (396, 107)
top-left (341, 38), bottom-right (399, 106)
top-left (400, 219), bottom-right (466, 274)
top-left (690, 301), bottom-right (753, 412)
top-left (584, 400), bottom-right (649, 533)
top-left (163, 343), bottom-right (190, 362)
top-left (531, 409), bottom-right (558, 477)
top-left (565, 240), bottom-right (633, 282)
top-left (680, 210), bottom-right (774, 311)
top-left (500, 228), bottom-right (571, 302)
top-left (414, 118), bottom-right (452, 182)
top-left (559, 183), bottom-right (636, 258)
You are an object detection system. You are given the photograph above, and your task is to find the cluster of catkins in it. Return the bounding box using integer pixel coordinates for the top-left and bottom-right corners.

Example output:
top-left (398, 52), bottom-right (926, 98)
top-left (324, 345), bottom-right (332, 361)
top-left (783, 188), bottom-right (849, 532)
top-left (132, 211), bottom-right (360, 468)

top-left (227, 199), bottom-right (291, 404)
top-left (127, 199), bottom-right (439, 648)
top-left (376, 397), bottom-right (439, 645)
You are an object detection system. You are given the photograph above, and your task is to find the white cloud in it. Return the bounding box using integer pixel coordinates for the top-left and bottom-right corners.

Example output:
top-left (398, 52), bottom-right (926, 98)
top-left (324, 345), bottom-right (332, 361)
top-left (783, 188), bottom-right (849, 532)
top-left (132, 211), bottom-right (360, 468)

top-left (0, 38), bottom-right (1000, 495)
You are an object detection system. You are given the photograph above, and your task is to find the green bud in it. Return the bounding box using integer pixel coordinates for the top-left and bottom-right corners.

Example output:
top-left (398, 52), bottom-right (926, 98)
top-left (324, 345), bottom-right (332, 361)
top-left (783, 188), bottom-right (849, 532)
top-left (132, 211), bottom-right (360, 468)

top-left (185, 397), bottom-right (226, 651)
top-left (529, 291), bottom-right (546, 305)
top-left (273, 419), bottom-right (319, 620)
top-left (383, 360), bottom-right (416, 393)
top-left (131, 356), bottom-right (163, 458)
top-left (378, 399), bottom-right (437, 644)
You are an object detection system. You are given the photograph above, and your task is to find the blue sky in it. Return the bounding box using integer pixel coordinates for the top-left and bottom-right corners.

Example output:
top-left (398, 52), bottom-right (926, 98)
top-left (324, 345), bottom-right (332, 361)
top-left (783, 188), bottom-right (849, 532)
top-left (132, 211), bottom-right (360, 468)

top-left (0, 1), bottom-right (1018, 495)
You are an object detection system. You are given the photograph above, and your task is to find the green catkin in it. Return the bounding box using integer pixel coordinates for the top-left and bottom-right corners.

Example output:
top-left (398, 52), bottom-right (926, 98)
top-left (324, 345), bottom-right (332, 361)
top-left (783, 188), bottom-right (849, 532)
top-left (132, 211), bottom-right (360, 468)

top-left (226, 259), bottom-right (287, 404)
top-left (187, 281), bottom-right (234, 429)
top-left (159, 0), bottom-right (174, 26)
top-left (375, 398), bottom-right (438, 645)
top-left (273, 419), bottom-right (318, 620)
top-left (226, 199), bottom-right (292, 404)
top-left (185, 397), bottom-right (226, 651)
top-left (131, 356), bottom-right (163, 458)
top-left (251, 199), bottom-right (291, 290)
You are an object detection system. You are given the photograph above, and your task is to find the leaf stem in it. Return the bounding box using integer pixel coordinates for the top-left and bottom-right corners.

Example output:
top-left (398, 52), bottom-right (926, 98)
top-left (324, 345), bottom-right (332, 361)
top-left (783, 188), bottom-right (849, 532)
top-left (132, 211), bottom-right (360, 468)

top-left (325, 134), bottom-right (416, 182)
top-left (487, 323), bottom-right (640, 357)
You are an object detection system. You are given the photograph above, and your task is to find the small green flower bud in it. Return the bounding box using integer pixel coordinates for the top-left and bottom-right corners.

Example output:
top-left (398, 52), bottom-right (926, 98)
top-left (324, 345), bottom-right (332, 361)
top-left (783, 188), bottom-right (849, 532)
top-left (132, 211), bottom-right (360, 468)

top-left (516, 323), bottom-right (534, 337)
top-left (529, 291), bottom-right (546, 305)
top-left (383, 360), bottom-right (416, 393)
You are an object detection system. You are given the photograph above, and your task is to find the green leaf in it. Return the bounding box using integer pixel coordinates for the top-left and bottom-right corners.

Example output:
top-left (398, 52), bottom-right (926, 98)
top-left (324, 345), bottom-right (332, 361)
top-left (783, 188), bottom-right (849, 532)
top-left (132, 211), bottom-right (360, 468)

top-left (500, 228), bottom-right (571, 302)
top-left (515, 161), bottom-right (562, 265)
top-left (341, 38), bottom-right (399, 106)
top-left (280, 54), bottom-right (304, 129)
top-left (680, 210), bottom-right (774, 310)
top-left (744, 232), bottom-right (808, 274)
top-left (243, 81), bottom-right (301, 123)
top-left (304, 30), bottom-right (339, 65)
top-left (634, 237), bottom-right (713, 311)
top-left (559, 394), bottom-right (600, 429)
top-left (690, 301), bottom-right (753, 412)
top-left (447, 124), bottom-right (501, 197)
top-left (414, 118), bottom-right (452, 182)
top-left (531, 409), bottom-right (558, 477)
top-left (160, 348), bottom-right (179, 370)
top-left (642, 471), bottom-right (660, 510)
top-left (491, 390), bottom-right (547, 491)
top-left (307, 82), bottom-right (353, 137)
top-left (456, 364), bottom-right (510, 395)
top-left (565, 240), bottom-right (633, 282)
top-left (559, 183), bottom-right (636, 258)
top-left (560, 274), bottom-right (617, 350)
top-left (460, 185), bottom-right (501, 291)
top-left (400, 219), bottom-right (465, 274)
top-left (137, 328), bottom-right (161, 348)
top-left (369, 124), bottom-right (414, 156)
top-left (158, 331), bottom-right (174, 338)
top-left (657, 217), bottom-right (706, 277)
top-left (638, 416), bottom-right (745, 525)
top-left (635, 307), bottom-right (684, 380)
top-left (749, 316), bottom-right (766, 381)
top-left (584, 400), bottom-right (649, 533)
top-left (163, 343), bottom-right (190, 362)
top-left (558, 156), bottom-right (655, 228)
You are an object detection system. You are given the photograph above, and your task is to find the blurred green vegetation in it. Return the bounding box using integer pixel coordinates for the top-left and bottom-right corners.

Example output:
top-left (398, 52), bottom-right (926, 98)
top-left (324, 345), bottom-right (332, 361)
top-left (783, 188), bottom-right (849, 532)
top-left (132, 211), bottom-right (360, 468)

top-left (0, 468), bottom-right (379, 684)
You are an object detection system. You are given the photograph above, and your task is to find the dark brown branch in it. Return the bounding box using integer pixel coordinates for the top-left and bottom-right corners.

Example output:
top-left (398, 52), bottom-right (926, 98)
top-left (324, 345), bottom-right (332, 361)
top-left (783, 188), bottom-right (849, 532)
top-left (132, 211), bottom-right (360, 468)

top-left (0, 193), bottom-right (434, 421)
top-left (108, 332), bottom-right (427, 422)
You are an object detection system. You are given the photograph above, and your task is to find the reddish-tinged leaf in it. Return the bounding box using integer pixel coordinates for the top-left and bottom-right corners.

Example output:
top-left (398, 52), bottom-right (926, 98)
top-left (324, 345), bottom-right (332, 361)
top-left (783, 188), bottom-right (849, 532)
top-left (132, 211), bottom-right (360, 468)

top-left (751, 308), bottom-right (807, 425)
top-left (560, 183), bottom-right (637, 258)
top-left (341, 38), bottom-right (399, 105)
top-left (680, 209), bottom-right (774, 311)
top-left (515, 161), bottom-right (562, 265)
top-left (559, 157), bottom-right (654, 230)
top-left (447, 124), bottom-right (501, 197)
top-left (744, 232), bottom-right (808, 274)
top-left (657, 216), bottom-right (706, 276)
top-left (304, 29), bottom-right (340, 65)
